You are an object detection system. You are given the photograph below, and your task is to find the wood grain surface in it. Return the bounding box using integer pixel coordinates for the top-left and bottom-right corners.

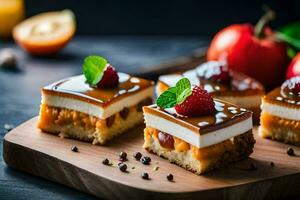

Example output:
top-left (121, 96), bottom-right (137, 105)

top-left (3, 117), bottom-right (300, 200)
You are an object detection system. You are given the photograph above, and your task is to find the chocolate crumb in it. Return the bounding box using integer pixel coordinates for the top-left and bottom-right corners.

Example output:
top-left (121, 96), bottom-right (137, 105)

top-left (102, 158), bottom-right (110, 165)
top-left (118, 163), bottom-right (127, 172)
top-left (134, 152), bottom-right (142, 160)
top-left (249, 163), bottom-right (257, 171)
top-left (71, 145), bottom-right (78, 152)
top-left (141, 172), bottom-right (149, 180)
top-left (166, 173), bottom-right (173, 181)
top-left (287, 147), bottom-right (295, 156)
top-left (270, 162), bottom-right (275, 167)
top-left (131, 166), bottom-right (135, 170)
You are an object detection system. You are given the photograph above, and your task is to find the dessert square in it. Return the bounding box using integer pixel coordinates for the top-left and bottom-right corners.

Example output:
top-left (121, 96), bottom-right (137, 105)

top-left (157, 61), bottom-right (265, 123)
top-left (259, 77), bottom-right (300, 145)
top-left (143, 100), bottom-right (255, 174)
top-left (38, 73), bottom-right (154, 145)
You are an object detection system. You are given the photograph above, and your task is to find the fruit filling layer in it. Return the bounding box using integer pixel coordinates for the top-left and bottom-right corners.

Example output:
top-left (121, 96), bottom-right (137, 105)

top-left (144, 127), bottom-right (254, 160)
top-left (42, 73), bottom-right (153, 119)
top-left (259, 112), bottom-right (300, 145)
top-left (143, 100), bottom-right (252, 148)
top-left (38, 103), bottom-right (145, 144)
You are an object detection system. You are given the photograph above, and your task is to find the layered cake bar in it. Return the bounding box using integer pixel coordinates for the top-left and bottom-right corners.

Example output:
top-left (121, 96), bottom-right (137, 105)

top-left (38, 56), bottom-right (153, 145)
top-left (157, 61), bottom-right (265, 123)
top-left (259, 76), bottom-right (300, 146)
top-left (143, 78), bottom-right (255, 174)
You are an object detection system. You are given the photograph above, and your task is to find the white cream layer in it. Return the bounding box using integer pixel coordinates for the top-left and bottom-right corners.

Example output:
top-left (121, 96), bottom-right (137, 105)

top-left (42, 87), bottom-right (153, 119)
top-left (143, 112), bottom-right (253, 148)
top-left (261, 100), bottom-right (300, 121)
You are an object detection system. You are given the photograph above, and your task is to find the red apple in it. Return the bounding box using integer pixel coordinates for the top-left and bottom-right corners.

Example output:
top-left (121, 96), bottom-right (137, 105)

top-left (286, 52), bottom-right (300, 79)
top-left (207, 22), bottom-right (289, 90)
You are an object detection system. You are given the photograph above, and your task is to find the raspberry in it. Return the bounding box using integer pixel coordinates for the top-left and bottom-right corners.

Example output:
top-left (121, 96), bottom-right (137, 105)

top-left (97, 65), bottom-right (119, 88)
top-left (292, 82), bottom-right (300, 96)
top-left (197, 61), bottom-right (231, 84)
top-left (282, 76), bottom-right (300, 96)
top-left (175, 85), bottom-right (215, 116)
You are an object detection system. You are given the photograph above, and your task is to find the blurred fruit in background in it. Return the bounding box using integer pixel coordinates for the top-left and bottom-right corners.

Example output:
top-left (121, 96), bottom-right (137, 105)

top-left (286, 53), bottom-right (300, 79)
top-left (207, 9), bottom-right (289, 90)
top-left (0, 0), bottom-right (24, 39)
top-left (13, 10), bottom-right (76, 55)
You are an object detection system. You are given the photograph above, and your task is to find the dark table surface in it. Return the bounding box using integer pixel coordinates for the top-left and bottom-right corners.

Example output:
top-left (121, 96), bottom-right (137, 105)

top-left (0, 36), bottom-right (208, 200)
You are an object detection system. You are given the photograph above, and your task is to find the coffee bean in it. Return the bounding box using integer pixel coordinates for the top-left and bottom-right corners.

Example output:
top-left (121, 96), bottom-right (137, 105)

top-left (140, 156), bottom-right (151, 165)
top-left (102, 158), bottom-right (110, 165)
top-left (166, 173), bottom-right (173, 181)
top-left (71, 145), bottom-right (78, 152)
top-left (141, 172), bottom-right (149, 180)
top-left (134, 152), bottom-right (142, 160)
top-left (287, 147), bottom-right (295, 156)
top-left (118, 163), bottom-right (127, 172)
top-left (119, 151), bottom-right (127, 160)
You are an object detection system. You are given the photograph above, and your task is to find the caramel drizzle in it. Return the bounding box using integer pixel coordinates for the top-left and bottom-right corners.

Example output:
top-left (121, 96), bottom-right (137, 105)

top-left (160, 69), bottom-right (264, 95)
top-left (43, 73), bottom-right (153, 107)
top-left (145, 100), bottom-right (252, 135)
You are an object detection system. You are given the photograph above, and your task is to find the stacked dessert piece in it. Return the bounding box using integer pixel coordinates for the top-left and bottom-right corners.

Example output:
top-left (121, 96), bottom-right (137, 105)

top-left (38, 56), bottom-right (154, 145)
top-left (157, 61), bottom-right (265, 122)
top-left (143, 78), bottom-right (255, 174)
top-left (259, 76), bottom-right (300, 146)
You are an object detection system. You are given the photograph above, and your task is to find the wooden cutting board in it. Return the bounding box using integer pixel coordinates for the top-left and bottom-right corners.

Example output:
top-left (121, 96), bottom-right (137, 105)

top-left (3, 117), bottom-right (300, 200)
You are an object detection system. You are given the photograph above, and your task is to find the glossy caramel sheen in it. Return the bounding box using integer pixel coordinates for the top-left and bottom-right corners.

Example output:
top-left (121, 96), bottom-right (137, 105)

top-left (160, 69), bottom-right (264, 96)
top-left (43, 73), bottom-right (153, 107)
top-left (144, 100), bottom-right (252, 135)
top-left (263, 87), bottom-right (300, 107)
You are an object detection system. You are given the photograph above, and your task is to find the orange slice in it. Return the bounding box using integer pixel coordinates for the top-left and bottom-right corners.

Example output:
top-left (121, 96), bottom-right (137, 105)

top-left (13, 10), bottom-right (76, 55)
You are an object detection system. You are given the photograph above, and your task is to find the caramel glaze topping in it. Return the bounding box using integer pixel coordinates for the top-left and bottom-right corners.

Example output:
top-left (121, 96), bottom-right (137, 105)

top-left (160, 69), bottom-right (264, 96)
top-left (144, 99), bottom-right (252, 135)
top-left (264, 87), bottom-right (300, 108)
top-left (42, 73), bottom-right (153, 107)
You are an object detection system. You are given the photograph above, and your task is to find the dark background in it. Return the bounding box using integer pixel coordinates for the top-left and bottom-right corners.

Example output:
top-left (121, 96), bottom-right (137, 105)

top-left (24, 0), bottom-right (298, 36)
top-left (1, 1), bottom-right (300, 199)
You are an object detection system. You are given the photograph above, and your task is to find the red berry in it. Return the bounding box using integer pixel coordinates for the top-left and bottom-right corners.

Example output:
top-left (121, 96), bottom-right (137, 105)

top-left (197, 61), bottom-right (231, 84)
top-left (293, 83), bottom-right (300, 95)
top-left (158, 132), bottom-right (174, 149)
top-left (97, 65), bottom-right (119, 88)
top-left (175, 85), bottom-right (215, 116)
top-left (282, 76), bottom-right (300, 96)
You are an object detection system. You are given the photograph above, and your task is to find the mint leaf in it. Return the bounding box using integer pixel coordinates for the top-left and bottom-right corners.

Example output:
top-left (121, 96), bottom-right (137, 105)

top-left (176, 88), bottom-right (192, 104)
top-left (83, 55), bottom-right (107, 85)
top-left (276, 21), bottom-right (300, 57)
top-left (176, 78), bottom-right (191, 97)
top-left (156, 78), bottom-right (193, 109)
top-left (156, 87), bottom-right (177, 108)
